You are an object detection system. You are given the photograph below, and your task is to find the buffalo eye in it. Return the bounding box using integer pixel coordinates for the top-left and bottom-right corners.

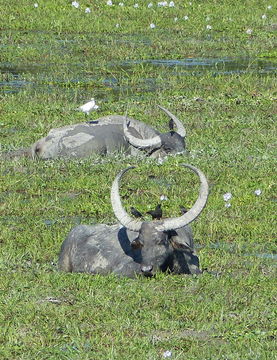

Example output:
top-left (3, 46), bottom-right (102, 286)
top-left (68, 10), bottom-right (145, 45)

top-left (157, 235), bottom-right (168, 245)
top-left (131, 238), bottom-right (143, 249)
top-left (163, 146), bottom-right (172, 152)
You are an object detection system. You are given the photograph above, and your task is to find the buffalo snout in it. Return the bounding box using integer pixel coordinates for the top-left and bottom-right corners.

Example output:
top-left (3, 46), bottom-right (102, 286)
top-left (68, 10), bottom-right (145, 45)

top-left (141, 264), bottom-right (153, 277)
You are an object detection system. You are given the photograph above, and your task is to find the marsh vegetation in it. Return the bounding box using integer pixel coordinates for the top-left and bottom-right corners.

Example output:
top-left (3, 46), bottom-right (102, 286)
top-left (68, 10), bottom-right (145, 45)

top-left (0, 1), bottom-right (276, 359)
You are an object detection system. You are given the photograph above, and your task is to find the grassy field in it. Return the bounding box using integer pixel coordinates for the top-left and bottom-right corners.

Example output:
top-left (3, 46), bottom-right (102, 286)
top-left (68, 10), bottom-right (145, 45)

top-left (0, 1), bottom-right (276, 359)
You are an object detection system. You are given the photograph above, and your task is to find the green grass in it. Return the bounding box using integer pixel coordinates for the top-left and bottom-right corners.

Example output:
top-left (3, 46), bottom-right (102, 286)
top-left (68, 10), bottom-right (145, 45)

top-left (1, 271), bottom-right (275, 359)
top-left (0, 0), bottom-right (276, 65)
top-left (0, 1), bottom-right (276, 359)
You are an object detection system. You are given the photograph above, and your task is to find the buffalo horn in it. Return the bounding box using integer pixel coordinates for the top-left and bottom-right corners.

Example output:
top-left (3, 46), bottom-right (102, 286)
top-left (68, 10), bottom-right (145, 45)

top-left (111, 164), bottom-right (208, 233)
top-left (156, 164), bottom-right (208, 232)
top-left (123, 118), bottom-right (162, 149)
top-left (111, 167), bottom-right (143, 232)
top-left (158, 105), bottom-right (186, 138)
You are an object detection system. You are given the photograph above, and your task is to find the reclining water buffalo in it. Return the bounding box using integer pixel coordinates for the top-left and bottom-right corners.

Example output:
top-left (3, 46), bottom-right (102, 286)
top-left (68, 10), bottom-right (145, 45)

top-left (58, 164), bottom-right (209, 278)
top-left (3, 106), bottom-right (186, 160)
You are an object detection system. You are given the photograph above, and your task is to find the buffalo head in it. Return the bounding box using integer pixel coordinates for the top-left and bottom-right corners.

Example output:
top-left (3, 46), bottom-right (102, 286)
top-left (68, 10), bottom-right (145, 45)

top-left (123, 106), bottom-right (186, 158)
top-left (111, 164), bottom-right (209, 277)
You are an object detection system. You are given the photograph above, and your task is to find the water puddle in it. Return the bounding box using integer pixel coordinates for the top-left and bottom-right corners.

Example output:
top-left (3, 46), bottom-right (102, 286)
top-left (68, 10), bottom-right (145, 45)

top-left (243, 253), bottom-right (277, 260)
top-left (43, 216), bottom-right (87, 226)
top-left (198, 242), bottom-right (277, 262)
top-left (148, 175), bottom-right (172, 188)
top-left (116, 57), bottom-right (276, 75)
top-left (0, 57), bottom-right (275, 97)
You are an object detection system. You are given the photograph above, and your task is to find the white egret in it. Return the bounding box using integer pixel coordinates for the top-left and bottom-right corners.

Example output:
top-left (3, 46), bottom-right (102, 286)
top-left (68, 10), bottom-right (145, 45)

top-left (78, 98), bottom-right (99, 115)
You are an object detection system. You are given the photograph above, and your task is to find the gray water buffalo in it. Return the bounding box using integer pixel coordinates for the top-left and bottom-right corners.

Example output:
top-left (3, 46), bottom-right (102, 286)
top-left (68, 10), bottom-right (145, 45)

top-left (58, 164), bottom-right (209, 278)
top-left (29, 105), bottom-right (186, 159)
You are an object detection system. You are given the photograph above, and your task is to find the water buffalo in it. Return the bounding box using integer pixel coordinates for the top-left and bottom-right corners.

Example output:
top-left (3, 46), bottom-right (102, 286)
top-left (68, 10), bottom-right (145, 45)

top-left (15, 106), bottom-right (184, 160)
top-left (58, 164), bottom-right (209, 278)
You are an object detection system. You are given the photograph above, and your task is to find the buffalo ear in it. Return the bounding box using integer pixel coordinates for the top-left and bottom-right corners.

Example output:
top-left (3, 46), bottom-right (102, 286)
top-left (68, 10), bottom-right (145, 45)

top-left (131, 238), bottom-right (143, 249)
top-left (168, 231), bottom-right (193, 252)
top-left (171, 239), bottom-right (193, 252)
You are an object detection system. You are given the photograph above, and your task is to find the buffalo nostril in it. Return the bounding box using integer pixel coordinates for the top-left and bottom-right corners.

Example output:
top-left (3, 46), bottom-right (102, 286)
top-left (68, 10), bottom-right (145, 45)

top-left (35, 144), bottom-right (40, 154)
top-left (141, 265), bottom-right (153, 274)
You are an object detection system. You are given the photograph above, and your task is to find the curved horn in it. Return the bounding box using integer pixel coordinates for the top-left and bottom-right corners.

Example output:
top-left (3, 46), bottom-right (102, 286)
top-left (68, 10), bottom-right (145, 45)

top-left (111, 167), bottom-right (143, 232)
top-left (156, 164), bottom-right (209, 232)
top-left (123, 117), bottom-right (162, 149)
top-left (158, 105), bottom-right (186, 138)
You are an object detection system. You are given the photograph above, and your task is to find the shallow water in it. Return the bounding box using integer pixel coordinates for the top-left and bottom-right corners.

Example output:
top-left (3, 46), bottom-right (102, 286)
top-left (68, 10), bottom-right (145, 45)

top-left (243, 253), bottom-right (277, 260)
top-left (197, 241), bottom-right (277, 261)
top-left (116, 57), bottom-right (276, 75)
top-left (0, 56), bottom-right (276, 97)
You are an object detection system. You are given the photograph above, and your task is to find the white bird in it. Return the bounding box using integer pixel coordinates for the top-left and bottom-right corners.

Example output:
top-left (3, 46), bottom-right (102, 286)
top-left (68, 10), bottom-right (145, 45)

top-left (78, 98), bottom-right (99, 115)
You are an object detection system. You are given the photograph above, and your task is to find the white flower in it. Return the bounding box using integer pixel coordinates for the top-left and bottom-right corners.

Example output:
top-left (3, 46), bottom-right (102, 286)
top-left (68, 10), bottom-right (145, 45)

top-left (160, 195), bottom-right (168, 201)
top-left (174, 17), bottom-right (178, 22)
top-left (254, 189), bottom-right (262, 196)
top-left (261, 14), bottom-right (267, 19)
top-left (183, 15), bottom-right (189, 20)
top-left (72, 1), bottom-right (79, 8)
top-left (206, 24), bottom-right (212, 30)
top-left (119, 2), bottom-right (124, 6)
top-left (34, 3), bottom-right (38, 8)
top-left (106, 0), bottom-right (113, 5)
top-left (246, 28), bottom-right (253, 35)
top-left (267, 5), bottom-right (272, 10)
top-left (225, 202), bottom-right (231, 208)
top-left (158, 1), bottom-right (167, 7)
top-left (189, 2), bottom-right (192, 5)
top-left (169, 1), bottom-right (175, 7)
top-left (148, 2), bottom-right (153, 8)
top-left (206, 16), bottom-right (210, 21)
top-left (134, 3), bottom-right (139, 8)
top-left (116, 23), bottom-right (120, 28)
top-left (85, 7), bottom-right (91, 13)
top-left (150, 23), bottom-right (156, 29)
top-left (163, 350), bottom-right (172, 358)
top-left (223, 192), bottom-right (232, 202)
